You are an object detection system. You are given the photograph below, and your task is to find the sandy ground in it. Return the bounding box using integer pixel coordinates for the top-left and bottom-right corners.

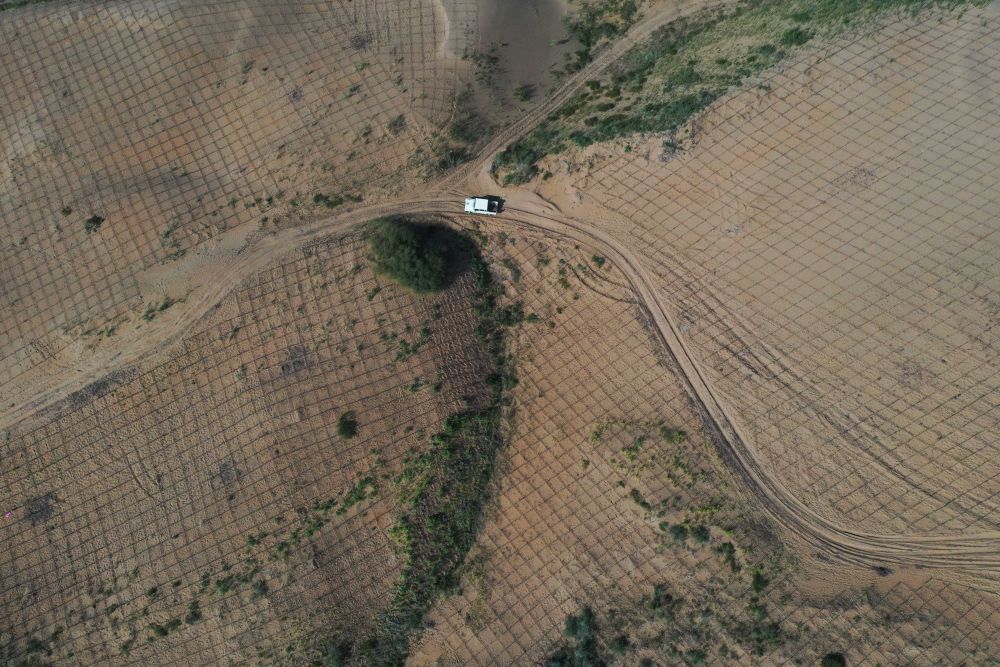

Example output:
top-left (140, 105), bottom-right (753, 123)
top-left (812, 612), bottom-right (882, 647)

top-left (408, 226), bottom-right (1000, 665)
top-left (1, 0), bottom-right (998, 663)
top-left (0, 0), bottom-right (472, 427)
top-left (0, 230), bottom-right (493, 664)
top-left (475, 0), bottom-right (578, 103)
top-left (531, 4), bottom-right (999, 552)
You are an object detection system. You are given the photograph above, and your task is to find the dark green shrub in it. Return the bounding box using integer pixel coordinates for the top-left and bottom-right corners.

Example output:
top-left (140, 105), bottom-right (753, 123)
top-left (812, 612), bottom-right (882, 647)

top-left (368, 219), bottom-right (449, 293)
top-left (650, 583), bottom-right (679, 620)
top-left (337, 411), bottom-right (359, 439)
top-left (629, 488), bottom-right (651, 510)
top-left (821, 653), bottom-right (847, 667)
top-left (669, 523), bottom-right (689, 542)
top-left (716, 541), bottom-right (739, 570)
top-left (25, 637), bottom-right (47, 654)
top-left (558, 606), bottom-right (600, 666)
top-left (690, 524), bottom-right (710, 543)
top-left (215, 576), bottom-right (235, 594)
top-left (752, 570), bottom-right (769, 593)
top-left (85, 214), bottom-right (104, 233)
top-left (313, 193), bottom-right (346, 209)
top-left (497, 302), bottom-right (525, 326)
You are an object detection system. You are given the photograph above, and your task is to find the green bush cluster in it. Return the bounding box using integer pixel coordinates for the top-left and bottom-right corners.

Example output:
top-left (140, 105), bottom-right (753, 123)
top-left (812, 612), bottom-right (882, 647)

top-left (368, 218), bottom-right (451, 293)
top-left (544, 606), bottom-right (602, 666)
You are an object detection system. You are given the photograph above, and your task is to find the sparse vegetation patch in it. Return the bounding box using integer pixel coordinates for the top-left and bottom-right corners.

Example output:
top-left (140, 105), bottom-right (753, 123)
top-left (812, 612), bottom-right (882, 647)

top-left (494, 0), bottom-right (984, 184)
top-left (359, 226), bottom-right (520, 664)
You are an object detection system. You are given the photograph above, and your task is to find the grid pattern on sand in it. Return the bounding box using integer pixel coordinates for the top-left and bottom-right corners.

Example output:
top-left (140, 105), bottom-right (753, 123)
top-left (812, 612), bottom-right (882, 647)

top-left (565, 7), bottom-right (1000, 536)
top-left (0, 0), bottom-right (475, 407)
top-left (410, 231), bottom-right (1000, 666)
top-left (0, 232), bottom-right (490, 665)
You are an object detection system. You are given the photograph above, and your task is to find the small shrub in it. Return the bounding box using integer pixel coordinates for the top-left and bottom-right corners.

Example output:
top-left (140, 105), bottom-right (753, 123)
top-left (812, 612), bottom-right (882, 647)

top-left (185, 601), bottom-right (202, 624)
top-left (669, 523), bottom-right (689, 542)
top-left (629, 488), bottom-right (651, 511)
top-left (387, 114), bottom-right (406, 134)
top-left (513, 83), bottom-right (536, 102)
top-left (690, 524), bottom-right (710, 543)
top-left (85, 214), bottom-right (105, 233)
top-left (60, 206), bottom-right (72, 216)
top-left (337, 411), bottom-right (359, 439)
top-left (591, 255), bottom-right (606, 268)
top-left (313, 193), bottom-right (346, 209)
top-left (215, 576), bottom-right (236, 594)
top-left (650, 583), bottom-right (679, 620)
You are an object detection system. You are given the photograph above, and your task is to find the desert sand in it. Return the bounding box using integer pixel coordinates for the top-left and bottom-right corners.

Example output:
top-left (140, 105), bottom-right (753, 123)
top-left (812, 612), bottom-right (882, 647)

top-left (1, 0), bottom-right (997, 664)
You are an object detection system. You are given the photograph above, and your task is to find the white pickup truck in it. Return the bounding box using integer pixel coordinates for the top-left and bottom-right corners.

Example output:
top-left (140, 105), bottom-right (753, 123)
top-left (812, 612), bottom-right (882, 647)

top-left (464, 196), bottom-right (502, 216)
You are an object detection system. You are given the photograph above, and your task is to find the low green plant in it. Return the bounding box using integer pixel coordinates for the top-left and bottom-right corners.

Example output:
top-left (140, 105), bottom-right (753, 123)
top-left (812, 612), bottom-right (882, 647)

top-left (185, 601), bottom-right (202, 624)
top-left (780, 26), bottom-right (812, 46)
top-left (690, 524), bottom-right (711, 544)
top-left (387, 114), bottom-right (406, 134)
top-left (513, 83), bottom-right (536, 102)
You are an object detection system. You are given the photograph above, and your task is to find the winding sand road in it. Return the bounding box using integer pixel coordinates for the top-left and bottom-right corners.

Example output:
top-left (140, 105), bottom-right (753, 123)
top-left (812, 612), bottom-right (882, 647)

top-left (4, 0), bottom-right (997, 589)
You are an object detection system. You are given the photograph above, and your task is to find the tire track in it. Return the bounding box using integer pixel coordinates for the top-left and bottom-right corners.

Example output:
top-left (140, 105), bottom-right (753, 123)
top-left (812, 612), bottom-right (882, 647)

top-left (4, 191), bottom-right (997, 582)
top-left (495, 203), bottom-right (1000, 584)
